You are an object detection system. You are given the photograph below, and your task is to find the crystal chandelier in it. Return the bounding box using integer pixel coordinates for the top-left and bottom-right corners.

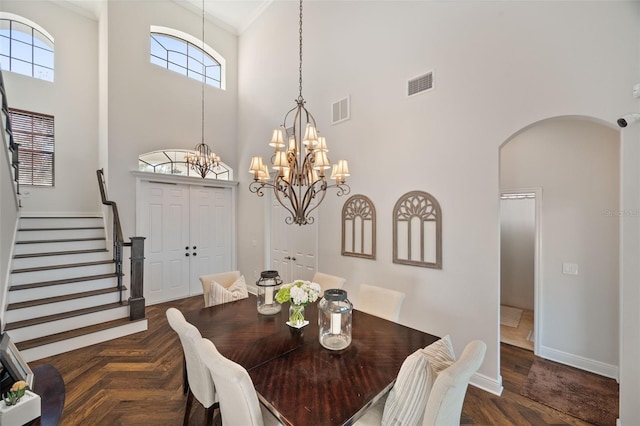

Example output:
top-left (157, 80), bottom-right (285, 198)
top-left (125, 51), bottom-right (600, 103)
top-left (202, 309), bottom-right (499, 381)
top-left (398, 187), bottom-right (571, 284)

top-left (185, 0), bottom-right (221, 179)
top-left (249, 0), bottom-right (351, 225)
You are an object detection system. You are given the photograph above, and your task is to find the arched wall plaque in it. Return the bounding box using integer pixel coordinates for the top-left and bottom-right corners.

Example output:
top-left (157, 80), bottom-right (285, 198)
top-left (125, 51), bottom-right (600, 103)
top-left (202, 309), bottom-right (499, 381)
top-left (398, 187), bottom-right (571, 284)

top-left (393, 190), bottom-right (442, 269)
top-left (342, 194), bottom-right (376, 259)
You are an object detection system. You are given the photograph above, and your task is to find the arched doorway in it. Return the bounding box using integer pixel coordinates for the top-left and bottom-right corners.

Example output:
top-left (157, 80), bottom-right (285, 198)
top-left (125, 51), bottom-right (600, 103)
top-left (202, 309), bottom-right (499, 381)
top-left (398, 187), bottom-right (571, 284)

top-left (499, 116), bottom-right (620, 377)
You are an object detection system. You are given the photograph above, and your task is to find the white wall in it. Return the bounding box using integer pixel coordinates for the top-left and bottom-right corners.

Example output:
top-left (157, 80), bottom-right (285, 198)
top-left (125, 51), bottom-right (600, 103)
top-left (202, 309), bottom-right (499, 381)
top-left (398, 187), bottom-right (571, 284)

top-left (1, 1), bottom-right (100, 214)
top-left (500, 197), bottom-right (535, 310)
top-left (237, 0), bottom-right (639, 394)
top-left (106, 0), bottom-right (238, 242)
top-left (501, 118), bottom-right (619, 372)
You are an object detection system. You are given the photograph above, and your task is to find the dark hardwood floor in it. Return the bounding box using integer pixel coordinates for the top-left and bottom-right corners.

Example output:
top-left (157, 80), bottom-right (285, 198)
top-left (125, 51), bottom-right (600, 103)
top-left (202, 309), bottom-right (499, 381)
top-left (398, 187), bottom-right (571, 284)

top-left (30, 296), bottom-right (595, 425)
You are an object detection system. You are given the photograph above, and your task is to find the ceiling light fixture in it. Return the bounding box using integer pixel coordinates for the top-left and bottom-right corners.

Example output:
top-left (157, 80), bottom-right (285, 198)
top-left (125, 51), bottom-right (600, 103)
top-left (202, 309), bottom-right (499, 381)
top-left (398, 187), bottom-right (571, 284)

top-left (185, 0), bottom-right (222, 179)
top-left (248, 0), bottom-right (351, 225)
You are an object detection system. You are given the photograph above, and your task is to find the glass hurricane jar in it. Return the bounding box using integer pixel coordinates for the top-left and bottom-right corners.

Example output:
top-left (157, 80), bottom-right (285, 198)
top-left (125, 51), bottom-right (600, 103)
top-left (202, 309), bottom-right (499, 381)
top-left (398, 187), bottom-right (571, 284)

top-left (318, 289), bottom-right (352, 350)
top-left (256, 270), bottom-right (282, 315)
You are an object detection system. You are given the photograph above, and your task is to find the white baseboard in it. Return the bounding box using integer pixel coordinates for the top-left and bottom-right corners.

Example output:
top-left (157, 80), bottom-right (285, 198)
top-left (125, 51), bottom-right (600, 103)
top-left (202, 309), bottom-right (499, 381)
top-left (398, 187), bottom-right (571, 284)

top-left (538, 345), bottom-right (618, 380)
top-left (470, 372), bottom-right (503, 396)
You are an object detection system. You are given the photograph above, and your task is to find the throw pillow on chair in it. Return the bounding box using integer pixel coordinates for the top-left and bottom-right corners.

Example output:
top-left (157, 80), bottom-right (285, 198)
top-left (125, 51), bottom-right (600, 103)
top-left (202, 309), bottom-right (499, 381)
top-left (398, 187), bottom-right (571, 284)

top-left (209, 275), bottom-right (249, 306)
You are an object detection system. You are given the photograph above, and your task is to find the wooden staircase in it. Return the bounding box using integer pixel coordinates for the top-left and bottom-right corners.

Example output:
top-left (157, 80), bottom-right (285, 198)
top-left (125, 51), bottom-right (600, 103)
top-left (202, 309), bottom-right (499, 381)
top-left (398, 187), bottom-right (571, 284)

top-left (5, 216), bottom-right (148, 362)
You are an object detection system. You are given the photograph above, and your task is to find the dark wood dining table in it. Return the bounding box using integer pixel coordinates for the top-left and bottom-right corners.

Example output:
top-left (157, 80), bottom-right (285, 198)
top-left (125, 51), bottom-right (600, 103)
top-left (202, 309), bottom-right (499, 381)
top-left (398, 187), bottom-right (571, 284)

top-left (184, 294), bottom-right (439, 426)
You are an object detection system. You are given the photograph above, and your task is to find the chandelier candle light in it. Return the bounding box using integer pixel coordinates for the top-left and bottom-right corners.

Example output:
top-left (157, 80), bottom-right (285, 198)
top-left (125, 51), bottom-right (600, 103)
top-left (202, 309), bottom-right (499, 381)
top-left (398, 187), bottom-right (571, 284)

top-left (185, 0), bottom-right (222, 179)
top-left (248, 0), bottom-right (351, 225)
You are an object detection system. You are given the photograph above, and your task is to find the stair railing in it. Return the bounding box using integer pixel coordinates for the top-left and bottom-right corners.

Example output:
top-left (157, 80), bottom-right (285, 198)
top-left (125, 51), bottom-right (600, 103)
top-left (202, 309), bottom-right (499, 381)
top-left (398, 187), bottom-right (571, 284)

top-left (96, 169), bottom-right (146, 320)
top-left (1, 69), bottom-right (21, 205)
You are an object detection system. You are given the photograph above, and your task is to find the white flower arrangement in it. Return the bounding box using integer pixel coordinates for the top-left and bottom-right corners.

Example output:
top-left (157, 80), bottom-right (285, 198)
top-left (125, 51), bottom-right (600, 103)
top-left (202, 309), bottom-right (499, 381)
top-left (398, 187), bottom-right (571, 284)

top-left (276, 280), bottom-right (322, 306)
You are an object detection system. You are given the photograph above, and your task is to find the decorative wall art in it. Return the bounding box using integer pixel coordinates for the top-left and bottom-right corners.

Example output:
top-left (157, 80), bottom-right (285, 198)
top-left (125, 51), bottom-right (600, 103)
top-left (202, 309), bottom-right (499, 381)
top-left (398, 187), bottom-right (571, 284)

top-left (393, 190), bottom-right (442, 269)
top-left (341, 195), bottom-right (376, 259)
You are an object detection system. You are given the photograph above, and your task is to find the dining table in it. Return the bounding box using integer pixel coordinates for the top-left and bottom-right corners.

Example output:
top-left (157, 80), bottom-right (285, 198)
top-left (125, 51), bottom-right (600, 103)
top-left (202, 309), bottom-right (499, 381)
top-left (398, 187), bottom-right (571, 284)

top-left (184, 294), bottom-right (439, 426)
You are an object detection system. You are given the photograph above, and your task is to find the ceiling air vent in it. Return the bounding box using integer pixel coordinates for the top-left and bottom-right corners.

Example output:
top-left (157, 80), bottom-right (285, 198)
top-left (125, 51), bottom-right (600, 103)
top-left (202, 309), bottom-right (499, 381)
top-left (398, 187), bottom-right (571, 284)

top-left (331, 96), bottom-right (350, 125)
top-left (407, 71), bottom-right (434, 97)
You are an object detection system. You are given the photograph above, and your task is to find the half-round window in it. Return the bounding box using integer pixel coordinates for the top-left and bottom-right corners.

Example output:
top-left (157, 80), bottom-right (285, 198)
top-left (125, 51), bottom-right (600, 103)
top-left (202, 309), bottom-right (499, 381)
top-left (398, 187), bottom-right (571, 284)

top-left (138, 149), bottom-right (233, 181)
top-left (0, 13), bottom-right (54, 82)
top-left (150, 26), bottom-right (225, 90)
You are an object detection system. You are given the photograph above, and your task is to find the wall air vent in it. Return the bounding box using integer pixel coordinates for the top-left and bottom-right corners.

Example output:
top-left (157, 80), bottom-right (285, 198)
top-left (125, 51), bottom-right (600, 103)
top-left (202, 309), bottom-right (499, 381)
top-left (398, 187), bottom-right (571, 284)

top-left (331, 96), bottom-right (350, 125)
top-left (407, 71), bottom-right (434, 97)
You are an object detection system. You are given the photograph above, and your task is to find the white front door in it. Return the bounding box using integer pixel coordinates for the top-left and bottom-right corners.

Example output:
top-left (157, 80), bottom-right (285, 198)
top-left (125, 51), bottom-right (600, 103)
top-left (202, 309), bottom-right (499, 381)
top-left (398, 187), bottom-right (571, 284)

top-left (140, 181), bottom-right (190, 305)
top-left (189, 185), bottom-right (233, 294)
top-left (269, 199), bottom-right (317, 283)
top-left (139, 181), bottom-right (234, 304)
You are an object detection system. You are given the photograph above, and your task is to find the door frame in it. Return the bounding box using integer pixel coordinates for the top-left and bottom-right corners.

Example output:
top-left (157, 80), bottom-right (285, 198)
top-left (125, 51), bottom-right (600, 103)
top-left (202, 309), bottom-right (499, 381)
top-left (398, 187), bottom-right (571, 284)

top-left (134, 171), bottom-right (238, 303)
top-left (500, 187), bottom-right (542, 355)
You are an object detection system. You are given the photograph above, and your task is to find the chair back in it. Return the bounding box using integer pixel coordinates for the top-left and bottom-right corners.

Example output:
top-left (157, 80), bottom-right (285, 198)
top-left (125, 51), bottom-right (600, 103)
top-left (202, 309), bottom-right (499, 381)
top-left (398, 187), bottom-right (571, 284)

top-left (312, 272), bottom-right (346, 293)
top-left (200, 270), bottom-right (242, 307)
top-left (421, 340), bottom-right (487, 426)
top-left (166, 308), bottom-right (216, 408)
top-left (357, 284), bottom-right (405, 322)
top-left (197, 337), bottom-right (265, 426)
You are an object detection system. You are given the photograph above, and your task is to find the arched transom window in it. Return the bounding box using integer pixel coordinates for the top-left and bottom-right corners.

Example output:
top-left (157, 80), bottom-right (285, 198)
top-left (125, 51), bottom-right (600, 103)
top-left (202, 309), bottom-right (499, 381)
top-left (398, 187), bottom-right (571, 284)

top-left (138, 149), bottom-right (233, 181)
top-left (0, 13), bottom-right (54, 82)
top-left (150, 26), bottom-right (225, 90)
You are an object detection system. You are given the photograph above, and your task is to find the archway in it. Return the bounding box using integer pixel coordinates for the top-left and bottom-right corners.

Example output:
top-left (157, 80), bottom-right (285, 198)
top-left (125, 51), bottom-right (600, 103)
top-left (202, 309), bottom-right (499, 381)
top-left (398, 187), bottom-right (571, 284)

top-left (499, 116), bottom-right (620, 377)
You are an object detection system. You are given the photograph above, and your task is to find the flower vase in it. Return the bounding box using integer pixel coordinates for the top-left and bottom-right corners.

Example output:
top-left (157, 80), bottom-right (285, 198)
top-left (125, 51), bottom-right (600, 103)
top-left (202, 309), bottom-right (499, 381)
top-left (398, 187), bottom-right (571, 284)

top-left (288, 304), bottom-right (306, 328)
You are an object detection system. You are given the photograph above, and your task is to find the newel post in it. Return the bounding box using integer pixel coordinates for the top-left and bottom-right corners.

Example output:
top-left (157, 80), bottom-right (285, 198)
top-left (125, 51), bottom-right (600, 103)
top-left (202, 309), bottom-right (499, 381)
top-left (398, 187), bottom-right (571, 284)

top-left (129, 236), bottom-right (146, 320)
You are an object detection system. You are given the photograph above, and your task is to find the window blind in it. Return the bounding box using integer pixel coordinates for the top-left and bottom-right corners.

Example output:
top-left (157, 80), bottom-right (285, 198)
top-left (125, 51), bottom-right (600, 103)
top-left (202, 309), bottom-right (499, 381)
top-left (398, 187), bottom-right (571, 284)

top-left (8, 108), bottom-right (54, 187)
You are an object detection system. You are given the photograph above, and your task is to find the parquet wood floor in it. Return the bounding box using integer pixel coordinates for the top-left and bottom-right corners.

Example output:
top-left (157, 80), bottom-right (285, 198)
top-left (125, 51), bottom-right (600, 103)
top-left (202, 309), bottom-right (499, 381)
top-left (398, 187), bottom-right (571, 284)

top-left (30, 296), bottom-right (597, 425)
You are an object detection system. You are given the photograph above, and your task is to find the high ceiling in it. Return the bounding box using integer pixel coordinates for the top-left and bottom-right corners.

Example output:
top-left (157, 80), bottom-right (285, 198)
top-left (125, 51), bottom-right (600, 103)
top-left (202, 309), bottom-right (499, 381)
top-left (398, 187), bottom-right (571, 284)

top-left (57, 0), bottom-right (272, 35)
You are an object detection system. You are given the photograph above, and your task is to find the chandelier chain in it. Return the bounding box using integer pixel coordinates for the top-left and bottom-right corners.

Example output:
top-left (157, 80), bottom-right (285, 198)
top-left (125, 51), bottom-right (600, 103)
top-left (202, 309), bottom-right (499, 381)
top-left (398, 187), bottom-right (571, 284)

top-left (202, 0), bottom-right (206, 144)
top-left (298, 0), bottom-right (303, 101)
top-left (184, 0), bottom-right (223, 179)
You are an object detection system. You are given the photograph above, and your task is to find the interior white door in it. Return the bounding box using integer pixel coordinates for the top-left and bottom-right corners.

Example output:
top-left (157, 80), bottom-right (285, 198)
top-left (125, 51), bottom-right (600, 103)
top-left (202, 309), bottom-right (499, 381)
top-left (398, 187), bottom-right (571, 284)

top-left (270, 202), bottom-right (293, 282)
top-left (291, 220), bottom-right (317, 280)
top-left (269, 199), bottom-right (317, 283)
top-left (189, 185), bottom-right (233, 294)
top-left (140, 181), bottom-right (190, 304)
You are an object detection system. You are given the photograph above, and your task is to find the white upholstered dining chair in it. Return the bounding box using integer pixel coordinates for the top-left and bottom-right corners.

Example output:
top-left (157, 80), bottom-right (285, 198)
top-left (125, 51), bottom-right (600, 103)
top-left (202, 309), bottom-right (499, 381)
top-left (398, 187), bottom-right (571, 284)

top-left (197, 337), bottom-right (283, 426)
top-left (199, 270), bottom-right (248, 307)
top-left (357, 283), bottom-right (406, 322)
top-left (355, 339), bottom-right (487, 426)
top-left (312, 272), bottom-right (346, 293)
top-left (166, 308), bottom-right (218, 426)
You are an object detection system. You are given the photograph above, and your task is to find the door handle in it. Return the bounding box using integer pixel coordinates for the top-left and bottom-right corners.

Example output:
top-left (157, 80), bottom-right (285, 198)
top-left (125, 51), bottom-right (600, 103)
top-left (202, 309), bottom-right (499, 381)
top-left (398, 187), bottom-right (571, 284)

top-left (284, 256), bottom-right (291, 260)
top-left (292, 257), bottom-right (297, 261)
top-left (193, 246), bottom-right (196, 250)
top-left (193, 252), bottom-right (197, 256)
top-left (185, 246), bottom-right (189, 250)
top-left (185, 253), bottom-right (190, 257)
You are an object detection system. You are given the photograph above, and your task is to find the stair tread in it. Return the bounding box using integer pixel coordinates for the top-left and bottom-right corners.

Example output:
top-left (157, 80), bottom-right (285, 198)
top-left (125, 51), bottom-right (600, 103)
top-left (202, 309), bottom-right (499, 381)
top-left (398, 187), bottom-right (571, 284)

top-left (12, 259), bottom-right (114, 274)
top-left (19, 227), bottom-right (104, 231)
top-left (9, 273), bottom-right (118, 290)
top-left (20, 216), bottom-right (102, 219)
top-left (15, 317), bottom-right (145, 351)
top-left (16, 237), bottom-right (106, 244)
top-left (7, 286), bottom-right (125, 310)
top-left (14, 248), bottom-right (108, 259)
top-left (5, 302), bottom-right (126, 330)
